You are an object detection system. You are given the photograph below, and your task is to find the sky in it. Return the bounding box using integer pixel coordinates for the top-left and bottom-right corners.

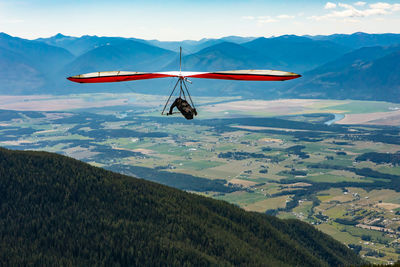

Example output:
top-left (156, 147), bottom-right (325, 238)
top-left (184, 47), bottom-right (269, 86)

top-left (1, 0), bottom-right (400, 40)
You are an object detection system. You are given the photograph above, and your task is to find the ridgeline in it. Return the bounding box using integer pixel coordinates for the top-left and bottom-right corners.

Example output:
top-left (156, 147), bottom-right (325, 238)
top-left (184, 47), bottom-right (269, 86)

top-left (0, 148), bottom-right (363, 266)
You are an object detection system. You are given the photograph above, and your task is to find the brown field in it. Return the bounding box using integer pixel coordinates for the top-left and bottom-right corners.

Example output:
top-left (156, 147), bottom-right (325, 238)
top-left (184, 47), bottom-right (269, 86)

top-left (376, 202), bottom-right (400, 211)
top-left (229, 178), bottom-right (257, 187)
top-left (329, 194), bottom-right (355, 203)
top-left (34, 129), bottom-right (58, 134)
top-left (1, 98), bottom-right (130, 111)
top-left (337, 110), bottom-right (400, 126)
top-left (258, 137), bottom-right (283, 143)
top-left (112, 146), bottom-right (156, 155)
top-left (243, 195), bottom-right (288, 212)
top-left (64, 146), bottom-right (99, 160)
top-left (131, 148), bottom-right (156, 155)
top-left (0, 140), bottom-right (34, 146)
top-left (231, 125), bottom-right (308, 132)
top-left (0, 94), bottom-right (163, 111)
top-left (204, 99), bottom-right (323, 114)
top-left (283, 182), bottom-right (312, 188)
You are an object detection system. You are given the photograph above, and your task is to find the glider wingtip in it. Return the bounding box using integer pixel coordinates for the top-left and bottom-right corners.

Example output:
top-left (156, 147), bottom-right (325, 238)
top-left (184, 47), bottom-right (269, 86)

top-left (67, 76), bottom-right (80, 83)
top-left (283, 73), bottom-right (301, 81)
top-left (292, 73), bottom-right (301, 79)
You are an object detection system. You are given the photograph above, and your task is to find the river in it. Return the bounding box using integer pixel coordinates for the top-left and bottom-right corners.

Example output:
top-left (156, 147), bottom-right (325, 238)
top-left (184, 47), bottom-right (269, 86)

top-left (324, 114), bottom-right (345, 125)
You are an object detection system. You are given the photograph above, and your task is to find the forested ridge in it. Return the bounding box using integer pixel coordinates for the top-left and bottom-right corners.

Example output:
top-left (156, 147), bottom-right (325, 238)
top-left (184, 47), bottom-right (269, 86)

top-left (0, 147), bottom-right (364, 266)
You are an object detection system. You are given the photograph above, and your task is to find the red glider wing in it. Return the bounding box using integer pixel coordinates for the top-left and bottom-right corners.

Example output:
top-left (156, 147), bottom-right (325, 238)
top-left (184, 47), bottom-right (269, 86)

top-left (67, 71), bottom-right (178, 83)
top-left (183, 70), bottom-right (301, 81)
top-left (67, 70), bottom-right (301, 83)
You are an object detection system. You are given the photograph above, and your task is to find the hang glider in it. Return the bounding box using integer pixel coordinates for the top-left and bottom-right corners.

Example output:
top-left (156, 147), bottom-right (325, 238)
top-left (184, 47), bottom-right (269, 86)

top-left (67, 69), bottom-right (300, 83)
top-left (67, 47), bottom-right (301, 119)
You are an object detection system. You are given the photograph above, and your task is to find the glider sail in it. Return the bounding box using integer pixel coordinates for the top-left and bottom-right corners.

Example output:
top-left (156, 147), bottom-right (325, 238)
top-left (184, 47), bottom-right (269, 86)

top-left (67, 70), bottom-right (301, 83)
top-left (185, 70), bottom-right (301, 81)
top-left (67, 71), bottom-right (177, 83)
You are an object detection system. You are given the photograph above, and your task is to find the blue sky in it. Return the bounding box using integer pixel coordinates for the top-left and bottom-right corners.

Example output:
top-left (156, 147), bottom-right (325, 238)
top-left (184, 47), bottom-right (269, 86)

top-left (1, 0), bottom-right (399, 40)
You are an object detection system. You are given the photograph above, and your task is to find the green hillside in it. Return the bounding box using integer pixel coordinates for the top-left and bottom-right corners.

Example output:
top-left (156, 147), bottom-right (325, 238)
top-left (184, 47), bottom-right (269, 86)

top-left (0, 147), bottom-right (363, 266)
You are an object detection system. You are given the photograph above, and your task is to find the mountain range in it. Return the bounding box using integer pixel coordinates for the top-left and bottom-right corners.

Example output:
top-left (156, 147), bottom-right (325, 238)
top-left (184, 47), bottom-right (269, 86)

top-left (284, 45), bottom-right (400, 101)
top-left (1, 32), bottom-right (400, 101)
top-left (0, 147), bottom-right (363, 266)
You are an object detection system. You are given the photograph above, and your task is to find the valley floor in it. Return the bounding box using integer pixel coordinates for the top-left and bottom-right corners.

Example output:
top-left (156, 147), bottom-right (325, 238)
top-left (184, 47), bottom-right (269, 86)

top-left (2, 94), bottom-right (400, 264)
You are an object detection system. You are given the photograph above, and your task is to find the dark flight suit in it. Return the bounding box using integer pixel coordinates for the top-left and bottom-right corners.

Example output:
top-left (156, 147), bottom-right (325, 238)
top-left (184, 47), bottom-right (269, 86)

top-left (168, 97), bottom-right (197, 120)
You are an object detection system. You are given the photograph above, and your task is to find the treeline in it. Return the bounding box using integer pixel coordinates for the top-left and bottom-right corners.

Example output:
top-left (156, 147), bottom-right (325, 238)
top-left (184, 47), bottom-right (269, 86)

top-left (218, 151), bottom-right (284, 163)
top-left (218, 151), bottom-right (269, 160)
top-left (76, 128), bottom-right (168, 141)
top-left (307, 163), bottom-right (400, 191)
top-left (0, 109), bottom-right (45, 120)
top-left (356, 151), bottom-right (400, 165)
top-left (0, 147), bottom-right (364, 266)
top-left (344, 131), bottom-right (400, 145)
top-left (108, 164), bottom-right (237, 193)
top-left (286, 145), bottom-right (310, 159)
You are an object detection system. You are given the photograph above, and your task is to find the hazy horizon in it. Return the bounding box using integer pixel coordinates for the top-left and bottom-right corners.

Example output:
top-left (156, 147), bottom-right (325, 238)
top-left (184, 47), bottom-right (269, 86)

top-left (1, 0), bottom-right (400, 41)
top-left (3, 30), bottom-right (400, 43)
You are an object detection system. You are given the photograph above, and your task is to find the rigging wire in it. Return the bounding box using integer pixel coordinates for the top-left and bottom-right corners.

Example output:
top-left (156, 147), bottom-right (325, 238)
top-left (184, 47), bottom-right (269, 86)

top-left (182, 79), bottom-right (196, 110)
top-left (161, 79), bottom-right (180, 115)
top-left (123, 82), bottom-right (158, 114)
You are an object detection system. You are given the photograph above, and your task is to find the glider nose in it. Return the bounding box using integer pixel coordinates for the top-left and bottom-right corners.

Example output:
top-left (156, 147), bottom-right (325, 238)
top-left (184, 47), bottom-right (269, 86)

top-left (67, 75), bottom-right (82, 83)
top-left (289, 72), bottom-right (301, 80)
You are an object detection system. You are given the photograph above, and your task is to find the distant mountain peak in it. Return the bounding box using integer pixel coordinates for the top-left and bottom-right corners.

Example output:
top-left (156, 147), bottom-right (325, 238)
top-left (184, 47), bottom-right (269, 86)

top-left (274, 35), bottom-right (312, 42)
top-left (54, 33), bottom-right (67, 38)
top-left (0, 32), bottom-right (17, 40)
top-left (0, 32), bottom-right (12, 38)
top-left (352, 32), bottom-right (368, 36)
top-left (201, 41), bottom-right (244, 51)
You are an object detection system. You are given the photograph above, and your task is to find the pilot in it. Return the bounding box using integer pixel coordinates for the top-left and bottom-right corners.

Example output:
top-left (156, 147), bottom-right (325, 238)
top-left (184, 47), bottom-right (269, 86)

top-left (168, 97), bottom-right (197, 120)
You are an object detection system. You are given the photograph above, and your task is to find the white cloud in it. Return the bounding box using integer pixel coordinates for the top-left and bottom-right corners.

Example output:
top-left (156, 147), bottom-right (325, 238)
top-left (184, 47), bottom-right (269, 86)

top-left (354, 1), bottom-right (366, 6)
top-left (310, 1), bottom-right (400, 21)
top-left (277, 14), bottom-right (295, 19)
top-left (0, 19), bottom-right (24, 24)
top-left (244, 14), bottom-right (294, 24)
top-left (369, 2), bottom-right (391, 9)
top-left (325, 2), bottom-right (337, 9)
top-left (369, 2), bottom-right (400, 11)
top-left (242, 16), bottom-right (255, 20)
top-left (343, 18), bottom-right (361, 22)
top-left (338, 3), bottom-right (354, 9)
top-left (257, 16), bottom-right (277, 24)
